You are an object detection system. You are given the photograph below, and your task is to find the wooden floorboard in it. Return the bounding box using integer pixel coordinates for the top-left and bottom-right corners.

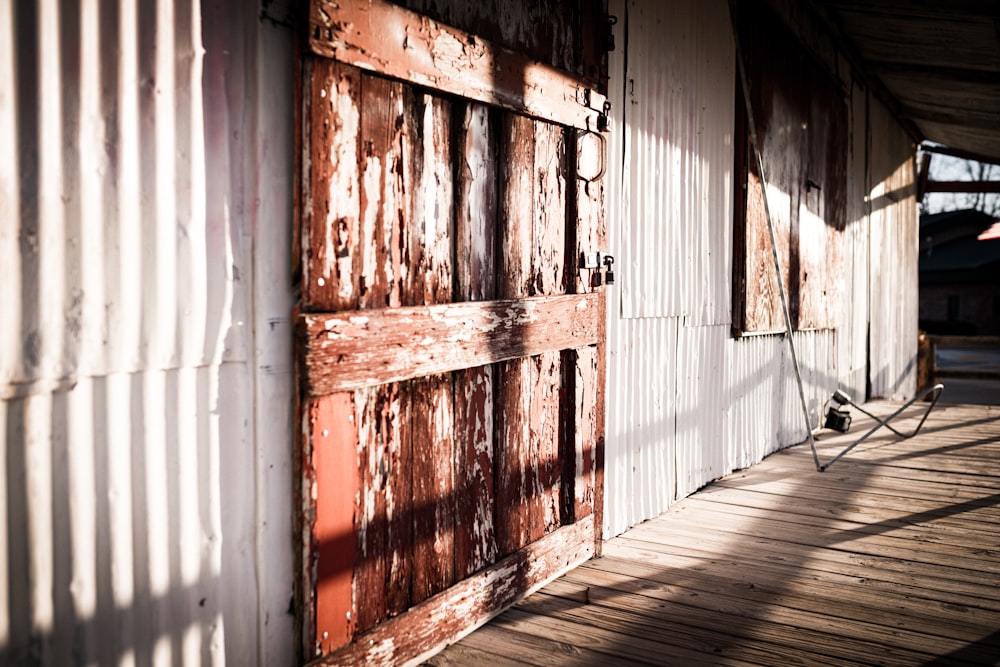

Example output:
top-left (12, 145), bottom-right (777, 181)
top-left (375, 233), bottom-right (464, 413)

top-left (429, 402), bottom-right (1000, 666)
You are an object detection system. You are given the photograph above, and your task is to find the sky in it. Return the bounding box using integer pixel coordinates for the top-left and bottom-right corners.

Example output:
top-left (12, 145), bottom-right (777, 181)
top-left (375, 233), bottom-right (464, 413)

top-left (920, 151), bottom-right (1000, 217)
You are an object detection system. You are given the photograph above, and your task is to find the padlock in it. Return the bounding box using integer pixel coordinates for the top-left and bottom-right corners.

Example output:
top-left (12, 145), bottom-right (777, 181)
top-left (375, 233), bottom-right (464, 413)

top-left (603, 255), bottom-right (615, 285)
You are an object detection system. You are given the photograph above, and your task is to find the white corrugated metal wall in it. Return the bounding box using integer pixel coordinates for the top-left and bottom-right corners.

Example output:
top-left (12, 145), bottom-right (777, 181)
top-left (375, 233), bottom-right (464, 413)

top-left (1, 1), bottom-right (295, 664)
top-left (604, 0), bottom-right (918, 537)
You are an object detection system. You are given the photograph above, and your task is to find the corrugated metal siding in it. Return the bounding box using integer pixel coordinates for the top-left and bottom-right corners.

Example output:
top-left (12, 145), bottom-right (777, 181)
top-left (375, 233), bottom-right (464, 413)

top-left (605, 316), bottom-right (679, 536)
top-left (618, 0), bottom-right (734, 324)
top-left (868, 98), bottom-right (919, 400)
top-left (1, 2), bottom-right (294, 664)
top-left (605, 0), bottom-right (918, 538)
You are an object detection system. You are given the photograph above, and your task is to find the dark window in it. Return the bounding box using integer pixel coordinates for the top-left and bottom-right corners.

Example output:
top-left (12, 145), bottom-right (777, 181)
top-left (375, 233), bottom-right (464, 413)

top-left (732, 6), bottom-right (847, 335)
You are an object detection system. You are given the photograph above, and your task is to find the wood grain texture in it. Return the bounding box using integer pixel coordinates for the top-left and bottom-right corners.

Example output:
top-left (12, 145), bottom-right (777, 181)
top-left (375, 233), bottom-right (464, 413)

top-left (311, 394), bottom-right (359, 654)
top-left (574, 126), bottom-right (607, 553)
top-left (309, 0), bottom-right (607, 132)
top-left (307, 520), bottom-right (596, 667)
top-left (354, 384), bottom-right (408, 632)
top-left (411, 375), bottom-right (457, 603)
top-left (495, 113), bottom-right (537, 556)
top-left (530, 121), bottom-right (568, 541)
top-left (299, 293), bottom-right (600, 396)
top-left (303, 59), bottom-right (362, 311)
top-left (436, 402), bottom-right (1000, 666)
top-left (453, 101), bottom-right (497, 578)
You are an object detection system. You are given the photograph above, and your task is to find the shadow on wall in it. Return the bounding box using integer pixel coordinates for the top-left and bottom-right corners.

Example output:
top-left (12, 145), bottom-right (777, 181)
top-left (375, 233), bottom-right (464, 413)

top-left (1, 0), bottom-right (291, 664)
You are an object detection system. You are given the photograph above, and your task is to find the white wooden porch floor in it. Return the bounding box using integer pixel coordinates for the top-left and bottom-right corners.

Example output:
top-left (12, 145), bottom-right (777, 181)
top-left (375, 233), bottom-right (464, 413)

top-left (427, 401), bottom-right (1000, 666)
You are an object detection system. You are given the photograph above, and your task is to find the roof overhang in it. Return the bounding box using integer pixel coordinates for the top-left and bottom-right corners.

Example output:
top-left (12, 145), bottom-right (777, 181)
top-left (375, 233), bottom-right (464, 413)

top-left (812, 1), bottom-right (1000, 163)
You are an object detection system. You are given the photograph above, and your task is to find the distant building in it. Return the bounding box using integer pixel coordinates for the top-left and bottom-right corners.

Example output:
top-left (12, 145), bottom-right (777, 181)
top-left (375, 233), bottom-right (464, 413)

top-left (919, 209), bottom-right (1000, 335)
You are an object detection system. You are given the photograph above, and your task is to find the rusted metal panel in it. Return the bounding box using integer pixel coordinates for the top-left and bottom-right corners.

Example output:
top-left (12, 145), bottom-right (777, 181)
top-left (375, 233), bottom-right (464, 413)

top-left (299, 294), bottom-right (600, 394)
top-left (307, 520), bottom-right (595, 667)
top-left (311, 394), bottom-right (359, 654)
top-left (309, 0), bottom-right (607, 132)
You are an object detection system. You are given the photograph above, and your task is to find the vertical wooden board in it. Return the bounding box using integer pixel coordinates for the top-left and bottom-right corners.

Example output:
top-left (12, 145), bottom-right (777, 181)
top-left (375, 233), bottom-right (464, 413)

top-left (531, 121), bottom-right (567, 537)
top-left (358, 75), bottom-right (406, 310)
top-left (575, 133), bottom-right (606, 549)
top-left (531, 350), bottom-right (562, 538)
top-left (498, 114), bottom-right (535, 300)
top-left (453, 365), bottom-right (495, 576)
top-left (495, 112), bottom-right (536, 556)
top-left (405, 93), bottom-right (454, 306)
top-left (454, 101), bottom-right (497, 577)
top-left (494, 358), bottom-right (533, 556)
top-left (565, 345), bottom-right (598, 522)
top-left (532, 121), bottom-right (568, 296)
top-left (304, 59), bottom-right (362, 311)
top-left (354, 383), bottom-right (408, 632)
top-left (740, 13), bottom-right (807, 333)
top-left (312, 393), bottom-right (359, 654)
top-left (410, 375), bottom-right (456, 603)
top-left (383, 383), bottom-right (413, 618)
top-left (455, 103), bottom-right (497, 302)
top-left (402, 90), bottom-right (457, 601)
top-left (799, 72), bottom-right (848, 331)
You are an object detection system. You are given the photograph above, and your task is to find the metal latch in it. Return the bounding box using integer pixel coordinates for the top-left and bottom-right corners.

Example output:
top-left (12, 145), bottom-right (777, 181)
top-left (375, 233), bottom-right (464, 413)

top-left (580, 251), bottom-right (615, 288)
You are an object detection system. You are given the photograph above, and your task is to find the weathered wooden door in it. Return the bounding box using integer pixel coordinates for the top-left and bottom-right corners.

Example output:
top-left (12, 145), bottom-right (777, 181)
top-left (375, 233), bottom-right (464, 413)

top-left (295, 1), bottom-right (610, 664)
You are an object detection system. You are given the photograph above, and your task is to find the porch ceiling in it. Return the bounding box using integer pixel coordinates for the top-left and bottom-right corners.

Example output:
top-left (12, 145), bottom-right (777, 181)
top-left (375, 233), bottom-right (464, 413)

top-left (817, 0), bottom-right (1000, 162)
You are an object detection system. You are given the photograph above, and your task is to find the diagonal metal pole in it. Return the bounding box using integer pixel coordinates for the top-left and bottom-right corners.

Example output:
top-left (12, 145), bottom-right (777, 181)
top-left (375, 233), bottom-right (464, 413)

top-left (729, 0), bottom-right (822, 471)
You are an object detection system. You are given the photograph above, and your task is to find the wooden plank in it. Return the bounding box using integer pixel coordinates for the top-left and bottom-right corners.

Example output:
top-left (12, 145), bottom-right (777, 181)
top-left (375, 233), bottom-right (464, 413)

top-left (354, 384), bottom-right (410, 632)
top-left (544, 569), bottom-right (974, 666)
top-left (519, 582), bottom-right (862, 667)
top-left (308, 0), bottom-right (607, 132)
top-left (437, 403), bottom-right (1000, 666)
top-left (495, 112), bottom-right (537, 557)
top-left (453, 101), bottom-right (497, 579)
top-left (428, 622), bottom-right (617, 667)
top-left (626, 515), bottom-right (1000, 587)
top-left (299, 293), bottom-right (600, 396)
top-left (606, 536), bottom-right (1000, 614)
top-left (677, 493), bottom-right (1000, 569)
top-left (531, 121), bottom-right (567, 540)
top-left (495, 598), bottom-right (763, 667)
top-left (592, 532), bottom-right (1000, 641)
top-left (573, 125), bottom-right (608, 553)
top-left (399, 86), bottom-right (458, 606)
top-left (411, 375), bottom-right (456, 603)
top-left (310, 394), bottom-right (359, 654)
top-left (358, 75), bottom-right (406, 309)
top-left (404, 92), bottom-right (454, 306)
top-left (303, 59), bottom-right (362, 311)
top-left (307, 520), bottom-right (595, 667)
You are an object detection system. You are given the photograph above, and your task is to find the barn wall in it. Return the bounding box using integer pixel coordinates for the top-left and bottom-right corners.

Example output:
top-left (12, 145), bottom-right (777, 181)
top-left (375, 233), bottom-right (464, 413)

top-left (1, 1), bottom-right (295, 664)
top-left (604, 0), bottom-right (918, 537)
